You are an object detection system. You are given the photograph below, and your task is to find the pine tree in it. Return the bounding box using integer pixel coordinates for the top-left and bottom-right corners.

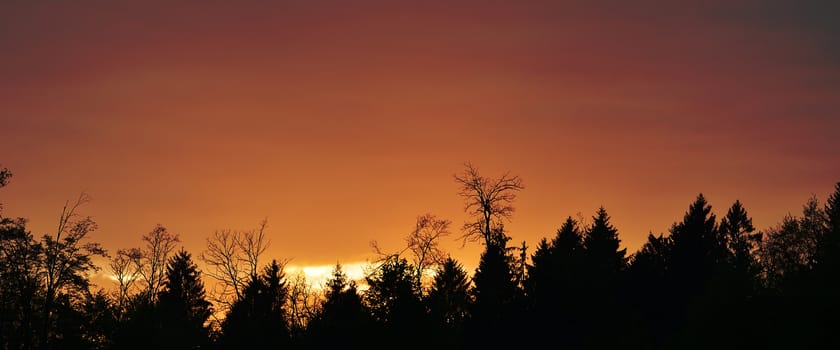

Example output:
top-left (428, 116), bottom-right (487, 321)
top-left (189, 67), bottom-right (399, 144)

top-left (627, 233), bottom-right (672, 349)
top-left (220, 260), bottom-right (290, 350)
top-left (580, 207), bottom-right (627, 349)
top-left (817, 183), bottom-right (840, 291)
top-left (583, 207), bottom-right (627, 278)
top-left (363, 255), bottom-right (426, 346)
top-left (305, 263), bottom-right (371, 349)
top-left (157, 249), bottom-right (212, 350)
top-left (525, 216), bottom-right (584, 327)
top-left (426, 257), bottom-right (471, 347)
top-left (523, 216), bottom-right (586, 348)
top-left (669, 194), bottom-right (722, 295)
top-left (719, 200), bottom-right (760, 296)
top-left (467, 226), bottom-right (520, 349)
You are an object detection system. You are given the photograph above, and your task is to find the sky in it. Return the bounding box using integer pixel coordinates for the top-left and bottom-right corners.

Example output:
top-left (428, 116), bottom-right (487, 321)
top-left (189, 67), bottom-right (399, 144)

top-left (1, 0), bottom-right (839, 287)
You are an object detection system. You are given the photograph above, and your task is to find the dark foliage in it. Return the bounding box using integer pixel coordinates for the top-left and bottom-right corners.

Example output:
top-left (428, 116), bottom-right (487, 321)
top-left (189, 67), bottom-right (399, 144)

top-left (219, 260), bottom-right (290, 350)
top-left (304, 263), bottom-right (372, 350)
top-left (2, 164), bottom-right (840, 350)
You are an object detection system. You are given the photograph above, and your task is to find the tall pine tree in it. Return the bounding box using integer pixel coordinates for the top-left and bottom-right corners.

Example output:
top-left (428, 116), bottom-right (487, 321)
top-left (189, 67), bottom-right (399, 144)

top-left (157, 249), bottom-right (212, 350)
top-left (467, 226), bottom-right (520, 349)
top-left (719, 200), bottom-right (760, 297)
top-left (525, 216), bottom-right (585, 348)
top-left (305, 263), bottom-right (371, 349)
top-left (426, 257), bottom-right (471, 348)
top-left (220, 260), bottom-right (290, 350)
top-left (580, 207), bottom-right (627, 349)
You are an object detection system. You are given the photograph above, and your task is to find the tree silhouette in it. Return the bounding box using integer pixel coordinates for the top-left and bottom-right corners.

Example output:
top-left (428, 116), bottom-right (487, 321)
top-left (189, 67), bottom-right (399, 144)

top-left (759, 196), bottom-right (824, 294)
top-left (814, 182), bottom-right (840, 296)
top-left (3, 162), bottom-right (840, 350)
top-left (525, 216), bottom-right (585, 347)
top-left (0, 165), bottom-right (10, 214)
top-left (669, 194), bottom-right (724, 297)
top-left (138, 225), bottom-right (180, 304)
top-left (363, 255), bottom-right (427, 347)
top-left (426, 257), bottom-right (471, 348)
top-left (109, 248), bottom-right (143, 319)
top-left (113, 249), bottom-right (212, 350)
top-left (754, 193), bottom-right (839, 349)
top-left (466, 226), bottom-right (521, 349)
top-left (40, 194), bottom-right (107, 349)
top-left (578, 207), bottom-right (628, 348)
top-left (627, 232), bottom-right (672, 348)
top-left (0, 176), bottom-right (107, 350)
top-left (305, 263), bottom-right (371, 349)
top-left (719, 200), bottom-right (761, 297)
top-left (583, 207), bottom-right (627, 280)
top-left (454, 162), bottom-right (524, 246)
top-left (156, 249), bottom-right (212, 349)
top-left (287, 271), bottom-right (320, 340)
top-left (370, 213), bottom-right (451, 288)
top-left (219, 260), bottom-right (290, 350)
top-left (201, 219), bottom-right (269, 313)
top-left (0, 216), bottom-right (42, 349)
top-left (75, 289), bottom-right (117, 350)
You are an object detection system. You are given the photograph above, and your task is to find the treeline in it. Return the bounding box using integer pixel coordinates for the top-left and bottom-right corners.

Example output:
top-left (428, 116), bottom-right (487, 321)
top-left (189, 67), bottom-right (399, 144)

top-left (1, 164), bottom-right (839, 349)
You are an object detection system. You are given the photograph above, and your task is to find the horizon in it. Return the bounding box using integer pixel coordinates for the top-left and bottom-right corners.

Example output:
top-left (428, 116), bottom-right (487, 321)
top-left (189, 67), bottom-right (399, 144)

top-left (2, 0), bottom-right (839, 296)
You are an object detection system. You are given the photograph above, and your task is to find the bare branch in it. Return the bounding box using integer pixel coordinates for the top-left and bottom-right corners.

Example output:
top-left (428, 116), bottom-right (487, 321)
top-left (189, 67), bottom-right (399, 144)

top-left (137, 224), bottom-right (180, 303)
top-left (200, 219), bottom-right (271, 313)
top-left (454, 162), bottom-right (524, 246)
top-left (110, 248), bottom-right (143, 318)
top-left (287, 271), bottom-right (322, 333)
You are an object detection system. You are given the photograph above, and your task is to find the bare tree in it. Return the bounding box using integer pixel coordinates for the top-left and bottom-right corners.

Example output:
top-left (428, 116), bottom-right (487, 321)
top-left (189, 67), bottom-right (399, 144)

top-left (41, 193), bottom-right (107, 348)
top-left (371, 213), bottom-right (451, 287)
top-left (286, 271), bottom-right (322, 334)
top-left (406, 214), bottom-right (451, 283)
top-left (200, 219), bottom-right (269, 311)
top-left (109, 247), bottom-right (143, 317)
top-left (137, 224), bottom-right (180, 303)
top-left (454, 162), bottom-right (524, 246)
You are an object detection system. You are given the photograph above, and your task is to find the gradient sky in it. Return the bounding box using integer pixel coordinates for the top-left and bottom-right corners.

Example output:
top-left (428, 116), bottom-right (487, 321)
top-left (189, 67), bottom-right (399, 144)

top-left (2, 0), bottom-right (839, 283)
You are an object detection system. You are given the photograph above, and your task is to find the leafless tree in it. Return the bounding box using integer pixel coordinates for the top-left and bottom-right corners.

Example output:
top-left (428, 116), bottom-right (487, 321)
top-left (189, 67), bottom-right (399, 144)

top-left (406, 214), bottom-right (451, 282)
top-left (137, 224), bottom-right (180, 303)
top-left (286, 271), bottom-right (322, 334)
top-left (200, 219), bottom-right (269, 311)
top-left (109, 247), bottom-right (143, 317)
top-left (371, 213), bottom-right (451, 287)
top-left (454, 162), bottom-right (524, 246)
top-left (41, 193), bottom-right (107, 348)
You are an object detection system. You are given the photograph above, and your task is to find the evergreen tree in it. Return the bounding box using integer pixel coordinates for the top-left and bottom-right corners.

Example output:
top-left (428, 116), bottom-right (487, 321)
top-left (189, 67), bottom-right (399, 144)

top-left (669, 194), bottom-right (722, 296)
top-left (524, 217), bottom-right (585, 347)
top-left (220, 260), bottom-right (290, 350)
top-left (426, 257), bottom-right (471, 348)
top-left (157, 249), bottom-right (212, 349)
top-left (363, 255), bottom-right (426, 347)
top-left (627, 232), bottom-right (672, 349)
top-left (719, 200), bottom-right (760, 296)
top-left (305, 263), bottom-right (371, 350)
top-left (816, 182), bottom-right (840, 294)
top-left (580, 207), bottom-right (627, 349)
top-left (583, 207), bottom-right (627, 280)
top-left (525, 237), bottom-right (553, 308)
top-left (467, 227), bottom-right (520, 349)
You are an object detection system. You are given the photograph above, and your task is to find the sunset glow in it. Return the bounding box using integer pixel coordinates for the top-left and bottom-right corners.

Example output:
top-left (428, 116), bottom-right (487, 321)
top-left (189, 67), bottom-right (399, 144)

top-left (286, 262), bottom-right (368, 290)
top-left (2, 0), bottom-right (838, 293)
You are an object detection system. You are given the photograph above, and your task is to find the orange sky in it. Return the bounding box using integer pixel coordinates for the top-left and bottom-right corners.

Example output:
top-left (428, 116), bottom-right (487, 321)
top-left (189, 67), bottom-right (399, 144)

top-left (2, 0), bottom-right (839, 280)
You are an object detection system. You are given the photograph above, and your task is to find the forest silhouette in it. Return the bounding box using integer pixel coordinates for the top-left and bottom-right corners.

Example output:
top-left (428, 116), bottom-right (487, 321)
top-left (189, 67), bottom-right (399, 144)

top-left (1, 163), bottom-right (839, 349)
